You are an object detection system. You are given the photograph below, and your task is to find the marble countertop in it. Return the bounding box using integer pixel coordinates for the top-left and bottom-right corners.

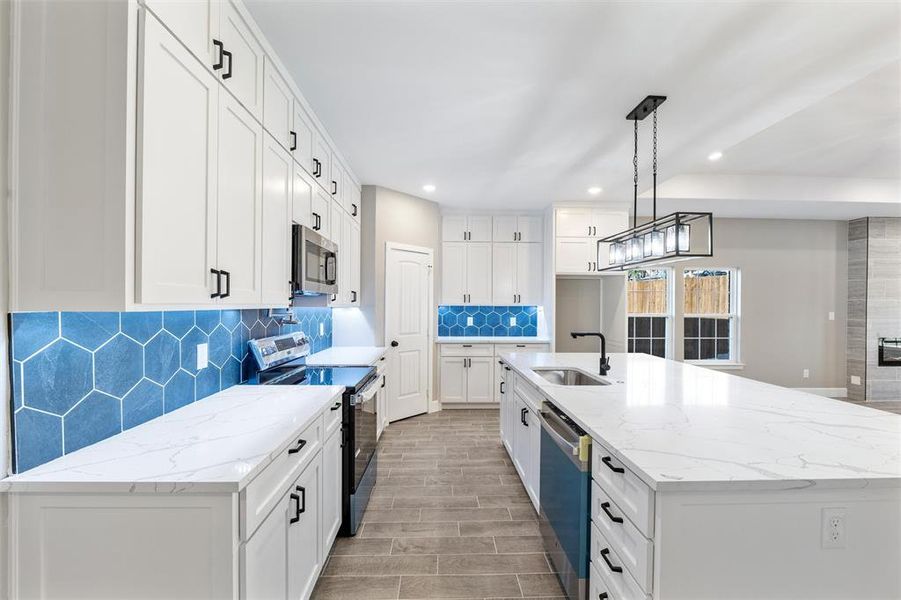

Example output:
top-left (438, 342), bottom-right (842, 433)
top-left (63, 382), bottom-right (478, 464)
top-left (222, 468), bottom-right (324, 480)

top-left (437, 337), bottom-right (551, 344)
top-left (500, 352), bottom-right (901, 492)
top-left (307, 346), bottom-right (386, 366)
top-left (0, 385), bottom-right (345, 494)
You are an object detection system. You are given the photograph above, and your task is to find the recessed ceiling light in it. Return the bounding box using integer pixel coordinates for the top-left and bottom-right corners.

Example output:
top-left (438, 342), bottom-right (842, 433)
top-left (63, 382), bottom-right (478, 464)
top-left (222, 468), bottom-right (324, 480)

top-left (422, 184), bottom-right (436, 193)
top-left (587, 186), bottom-right (602, 195)
top-left (708, 151), bottom-right (723, 161)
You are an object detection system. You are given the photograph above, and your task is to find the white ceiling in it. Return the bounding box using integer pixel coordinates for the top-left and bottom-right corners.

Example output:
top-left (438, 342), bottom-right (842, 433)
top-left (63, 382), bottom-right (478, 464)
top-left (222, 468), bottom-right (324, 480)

top-left (245, 1), bottom-right (901, 218)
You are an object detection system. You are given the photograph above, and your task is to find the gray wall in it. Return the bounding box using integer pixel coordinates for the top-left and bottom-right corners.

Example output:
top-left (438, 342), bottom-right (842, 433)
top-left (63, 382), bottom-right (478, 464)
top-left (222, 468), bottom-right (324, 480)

top-left (865, 218), bottom-right (900, 400)
top-left (1, 0), bottom-right (11, 591)
top-left (555, 278), bottom-right (601, 351)
top-left (847, 218), bottom-right (868, 400)
top-left (676, 218), bottom-right (848, 389)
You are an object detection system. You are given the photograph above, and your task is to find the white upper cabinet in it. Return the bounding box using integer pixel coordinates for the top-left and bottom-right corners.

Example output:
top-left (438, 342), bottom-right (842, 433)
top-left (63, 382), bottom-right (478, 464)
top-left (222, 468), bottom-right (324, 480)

top-left (494, 215), bottom-right (543, 242)
top-left (313, 135), bottom-right (331, 190)
top-left (311, 189), bottom-right (332, 240)
top-left (442, 243), bottom-right (467, 305)
top-left (443, 215), bottom-right (493, 242)
top-left (350, 219), bottom-right (361, 305)
top-left (292, 163), bottom-right (313, 229)
top-left (262, 57), bottom-right (294, 152)
top-left (492, 242), bottom-right (543, 305)
top-left (143, 0), bottom-right (219, 69)
top-left (216, 92), bottom-right (263, 305)
top-left (466, 242), bottom-right (493, 304)
top-left (468, 216), bottom-right (493, 242)
top-left (330, 154), bottom-right (345, 209)
top-left (492, 244), bottom-right (517, 305)
top-left (556, 207), bottom-right (598, 237)
top-left (292, 104), bottom-right (315, 176)
top-left (440, 241), bottom-right (491, 304)
top-left (261, 133), bottom-right (292, 305)
top-left (137, 13), bottom-right (219, 305)
top-left (555, 207), bottom-right (628, 274)
top-left (217, 2), bottom-right (264, 118)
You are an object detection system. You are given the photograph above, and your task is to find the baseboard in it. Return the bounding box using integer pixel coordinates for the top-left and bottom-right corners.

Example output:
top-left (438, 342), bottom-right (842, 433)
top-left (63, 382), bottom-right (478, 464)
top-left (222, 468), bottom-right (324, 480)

top-left (792, 387), bottom-right (847, 398)
top-left (440, 403), bottom-right (500, 410)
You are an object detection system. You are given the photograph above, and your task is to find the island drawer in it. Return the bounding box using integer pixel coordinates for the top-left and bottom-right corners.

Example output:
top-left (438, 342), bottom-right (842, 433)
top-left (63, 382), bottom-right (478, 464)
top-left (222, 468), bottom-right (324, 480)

top-left (591, 480), bottom-right (653, 593)
top-left (513, 376), bottom-right (546, 413)
top-left (592, 442), bottom-right (655, 538)
top-left (241, 414), bottom-right (322, 540)
top-left (323, 394), bottom-right (343, 438)
top-left (440, 343), bottom-right (494, 357)
top-left (590, 526), bottom-right (651, 600)
top-left (494, 343), bottom-right (549, 355)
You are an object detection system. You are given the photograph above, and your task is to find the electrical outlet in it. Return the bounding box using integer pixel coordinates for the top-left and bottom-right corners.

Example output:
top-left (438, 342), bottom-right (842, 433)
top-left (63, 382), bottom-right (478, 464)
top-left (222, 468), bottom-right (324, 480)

top-left (851, 375), bottom-right (861, 385)
top-left (828, 311), bottom-right (835, 321)
top-left (196, 343), bottom-right (208, 370)
top-left (803, 369), bottom-right (810, 379)
top-left (319, 322), bottom-right (325, 336)
top-left (821, 507), bottom-right (846, 549)
top-left (467, 316), bottom-right (474, 326)
top-left (509, 316), bottom-right (517, 326)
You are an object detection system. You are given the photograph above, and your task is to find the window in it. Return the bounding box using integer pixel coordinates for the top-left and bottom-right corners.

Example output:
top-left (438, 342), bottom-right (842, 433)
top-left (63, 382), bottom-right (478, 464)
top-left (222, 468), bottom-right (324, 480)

top-left (683, 268), bottom-right (739, 362)
top-left (627, 269), bottom-right (672, 358)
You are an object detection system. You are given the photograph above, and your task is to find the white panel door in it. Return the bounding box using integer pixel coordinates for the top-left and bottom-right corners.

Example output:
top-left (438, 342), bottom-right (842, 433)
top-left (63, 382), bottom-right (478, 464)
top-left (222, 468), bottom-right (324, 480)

top-left (466, 357), bottom-right (495, 403)
top-left (330, 155), bottom-right (344, 210)
top-left (555, 238), bottom-right (596, 274)
top-left (467, 216), bottom-right (493, 242)
top-left (442, 216), bottom-right (467, 241)
top-left (512, 394), bottom-right (531, 480)
top-left (441, 243), bottom-right (466, 305)
top-left (340, 207), bottom-right (353, 304)
top-left (313, 136), bottom-right (330, 189)
top-left (260, 133), bottom-right (291, 305)
top-left (218, 1), bottom-right (264, 118)
top-left (328, 203), bottom-right (345, 305)
top-left (493, 216), bottom-right (518, 242)
top-left (144, 0), bottom-right (218, 67)
top-left (517, 243), bottom-right (543, 305)
top-left (466, 243), bottom-right (493, 304)
top-left (217, 92), bottom-right (263, 305)
top-left (288, 456), bottom-right (321, 600)
top-left (518, 216), bottom-right (544, 242)
top-left (262, 57), bottom-right (293, 151)
top-left (291, 164), bottom-right (312, 228)
top-left (492, 243), bottom-right (517, 305)
top-left (527, 406), bottom-right (541, 508)
top-left (292, 102), bottom-right (315, 174)
top-left (350, 220), bottom-right (361, 305)
top-left (242, 488), bottom-right (289, 600)
top-left (385, 246), bottom-right (432, 421)
top-left (312, 189), bottom-right (331, 239)
top-left (138, 14), bottom-right (218, 305)
top-left (556, 208), bottom-right (596, 237)
top-left (321, 429), bottom-right (342, 557)
top-left (439, 357), bottom-right (466, 403)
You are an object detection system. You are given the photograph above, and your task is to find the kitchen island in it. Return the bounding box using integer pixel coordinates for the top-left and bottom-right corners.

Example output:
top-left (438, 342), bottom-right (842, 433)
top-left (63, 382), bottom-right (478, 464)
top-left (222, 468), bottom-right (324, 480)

top-left (499, 352), bottom-right (901, 600)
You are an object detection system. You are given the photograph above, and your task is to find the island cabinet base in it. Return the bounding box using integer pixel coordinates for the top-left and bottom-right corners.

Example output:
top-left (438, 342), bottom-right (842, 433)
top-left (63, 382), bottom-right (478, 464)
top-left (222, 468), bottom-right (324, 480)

top-left (651, 486), bottom-right (901, 599)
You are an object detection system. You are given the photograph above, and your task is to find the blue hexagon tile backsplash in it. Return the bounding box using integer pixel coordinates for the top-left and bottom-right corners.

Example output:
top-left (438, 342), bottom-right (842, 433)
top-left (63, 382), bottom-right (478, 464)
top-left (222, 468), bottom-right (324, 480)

top-left (9, 308), bottom-right (332, 473)
top-left (437, 305), bottom-right (538, 337)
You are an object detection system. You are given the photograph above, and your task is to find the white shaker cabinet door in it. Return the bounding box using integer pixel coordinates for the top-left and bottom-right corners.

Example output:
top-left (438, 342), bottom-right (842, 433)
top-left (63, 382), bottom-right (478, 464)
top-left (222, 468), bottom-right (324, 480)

top-left (517, 216), bottom-right (544, 243)
top-left (260, 133), bottom-right (292, 306)
top-left (350, 219), bottom-right (361, 305)
top-left (262, 57), bottom-right (293, 152)
top-left (466, 243), bottom-right (493, 304)
top-left (467, 216), bottom-right (494, 242)
top-left (218, 1), bottom-right (264, 119)
top-left (439, 357), bottom-right (467, 403)
top-left (555, 238), bottom-right (596, 275)
top-left (321, 429), bottom-right (342, 559)
top-left (555, 207), bottom-right (596, 237)
top-left (292, 164), bottom-right (313, 228)
top-left (516, 243), bottom-right (543, 305)
top-left (442, 216), bottom-right (467, 242)
top-left (137, 13), bottom-right (218, 305)
top-left (526, 406), bottom-right (541, 508)
top-left (466, 357), bottom-right (495, 403)
top-left (492, 243), bottom-right (517, 305)
top-left (242, 489), bottom-right (290, 600)
top-left (292, 103), bottom-right (316, 177)
top-left (313, 136), bottom-right (331, 190)
top-left (493, 216), bottom-right (518, 242)
top-left (288, 456), bottom-right (322, 600)
top-left (218, 93), bottom-right (263, 305)
top-left (441, 243), bottom-right (467, 305)
top-left (144, 0), bottom-right (218, 68)
top-left (311, 190), bottom-right (332, 240)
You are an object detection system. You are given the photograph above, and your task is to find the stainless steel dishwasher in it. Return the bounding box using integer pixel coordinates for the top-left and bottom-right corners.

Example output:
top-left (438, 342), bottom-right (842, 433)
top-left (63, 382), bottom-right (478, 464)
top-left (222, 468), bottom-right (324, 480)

top-left (538, 402), bottom-right (592, 600)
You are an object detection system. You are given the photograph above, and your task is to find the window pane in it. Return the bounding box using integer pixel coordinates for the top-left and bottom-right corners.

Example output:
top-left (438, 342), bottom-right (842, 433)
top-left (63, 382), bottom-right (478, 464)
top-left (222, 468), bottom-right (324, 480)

top-left (684, 269), bottom-right (731, 314)
top-left (684, 338), bottom-right (699, 360)
top-left (652, 317), bottom-right (666, 337)
top-left (651, 339), bottom-right (666, 358)
top-left (628, 317), bottom-right (635, 336)
top-left (635, 339), bottom-right (651, 355)
top-left (699, 339), bottom-right (715, 360)
top-left (627, 269), bottom-right (668, 314)
top-left (716, 339), bottom-right (730, 360)
top-left (716, 318), bottom-right (730, 337)
top-left (628, 339), bottom-right (635, 352)
top-left (635, 317), bottom-right (651, 338)
top-left (700, 318), bottom-right (716, 337)
top-left (684, 317), bottom-right (699, 337)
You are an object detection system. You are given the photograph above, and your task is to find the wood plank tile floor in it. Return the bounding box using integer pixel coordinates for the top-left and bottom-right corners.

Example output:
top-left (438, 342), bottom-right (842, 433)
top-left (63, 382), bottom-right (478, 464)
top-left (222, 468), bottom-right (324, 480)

top-left (312, 409), bottom-right (566, 599)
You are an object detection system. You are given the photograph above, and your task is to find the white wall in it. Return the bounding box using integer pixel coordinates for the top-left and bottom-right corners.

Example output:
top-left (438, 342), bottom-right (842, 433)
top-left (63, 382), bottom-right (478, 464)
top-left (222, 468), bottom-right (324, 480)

top-left (1, 0), bottom-right (11, 593)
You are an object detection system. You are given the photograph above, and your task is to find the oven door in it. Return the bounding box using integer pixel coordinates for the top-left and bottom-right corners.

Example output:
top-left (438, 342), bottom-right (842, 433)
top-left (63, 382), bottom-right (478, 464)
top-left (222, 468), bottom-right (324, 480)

top-left (292, 224), bottom-right (338, 295)
top-left (352, 376), bottom-right (379, 491)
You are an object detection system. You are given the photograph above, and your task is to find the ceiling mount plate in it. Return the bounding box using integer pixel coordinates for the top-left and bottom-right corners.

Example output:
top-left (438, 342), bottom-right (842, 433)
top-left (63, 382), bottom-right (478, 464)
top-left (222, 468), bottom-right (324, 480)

top-left (626, 95), bottom-right (667, 121)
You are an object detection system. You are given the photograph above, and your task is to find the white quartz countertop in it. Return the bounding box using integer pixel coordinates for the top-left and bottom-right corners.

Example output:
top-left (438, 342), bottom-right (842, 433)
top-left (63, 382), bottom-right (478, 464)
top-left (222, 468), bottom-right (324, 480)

top-left (306, 346), bottom-right (386, 366)
top-left (437, 337), bottom-right (551, 344)
top-left (0, 385), bottom-right (345, 494)
top-left (501, 352), bottom-right (901, 492)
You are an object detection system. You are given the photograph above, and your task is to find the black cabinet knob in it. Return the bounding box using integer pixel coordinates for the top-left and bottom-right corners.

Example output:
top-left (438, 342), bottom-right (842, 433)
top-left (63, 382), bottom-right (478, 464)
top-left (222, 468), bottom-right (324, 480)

top-left (390, 340), bottom-right (399, 347)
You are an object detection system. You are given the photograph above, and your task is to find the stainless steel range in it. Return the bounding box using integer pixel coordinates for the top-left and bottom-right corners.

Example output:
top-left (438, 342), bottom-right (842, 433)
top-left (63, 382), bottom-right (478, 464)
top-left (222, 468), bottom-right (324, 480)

top-left (246, 333), bottom-right (379, 536)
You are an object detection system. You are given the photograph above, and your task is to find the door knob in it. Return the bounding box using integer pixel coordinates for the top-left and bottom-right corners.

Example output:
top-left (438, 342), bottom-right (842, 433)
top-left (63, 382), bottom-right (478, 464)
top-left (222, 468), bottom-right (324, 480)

top-left (390, 340), bottom-right (399, 347)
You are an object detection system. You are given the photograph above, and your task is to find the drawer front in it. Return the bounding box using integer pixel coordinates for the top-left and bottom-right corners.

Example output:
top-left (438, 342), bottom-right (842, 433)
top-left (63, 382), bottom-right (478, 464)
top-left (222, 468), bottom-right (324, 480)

top-left (494, 343), bottom-right (549, 355)
top-left (323, 395), bottom-right (343, 438)
top-left (439, 343), bottom-right (494, 357)
top-left (591, 481), bottom-right (653, 592)
top-left (590, 523), bottom-right (651, 600)
top-left (242, 415), bottom-right (323, 540)
top-left (592, 443), bottom-right (655, 538)
top-left (513, 375), bottom-right (545, 413)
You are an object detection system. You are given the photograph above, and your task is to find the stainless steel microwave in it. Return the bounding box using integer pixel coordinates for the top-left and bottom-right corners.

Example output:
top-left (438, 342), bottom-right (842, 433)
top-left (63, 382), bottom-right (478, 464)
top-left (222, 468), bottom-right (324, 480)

top-left (291, 225), bottom-right (338, 296)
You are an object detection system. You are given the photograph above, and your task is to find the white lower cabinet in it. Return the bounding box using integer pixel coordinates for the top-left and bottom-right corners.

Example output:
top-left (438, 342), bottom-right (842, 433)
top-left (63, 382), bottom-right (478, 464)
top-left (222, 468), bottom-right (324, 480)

top-left (510, 390), bottom-right (540, 509)
top-left (320, 427), bottom-right (343, 559)
top-left (288, 455), bottom-right (322, 600)
top-left (439, 346), bottom-right (495, 404)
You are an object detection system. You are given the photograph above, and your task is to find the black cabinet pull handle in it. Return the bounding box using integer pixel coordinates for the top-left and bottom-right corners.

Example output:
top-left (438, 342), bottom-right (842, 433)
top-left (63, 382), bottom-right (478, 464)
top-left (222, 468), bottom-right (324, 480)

top-left (588, 261), bottom-right (592, 271)
top-left (312, 212), bottom-right (320, 230)
top-left (331, 180), bottom-right (337, 195)
top-left (287, 438), bottom-right (307, 454)
top-left (352, 203), bottom-right (358, 216)
top-left (500, 381), bottom-right (505, 394)
top-left (212, 40), bottom-right (224, 70)
top-left (599, 594), bottom-right (609, 599)
top-left (220, 270), bottom-right (231, 298)
top-left (290, 131), bottom-right (297, 151)
top-left (222, 49), bottom-right (233, 79)
top-left (381, 375), bottom-right (386, 388)
top-left (602, 456), bottom-right (625, 474)
top-left (520, 407), bottom-right (528, 426)
top-left (313, 158), bottom-right (321, 177)
top-left (331, 293), bottom-right (336, 302)
top-left (351, 290), bottom-right (357, 302)
top-left (330, 401), bottom-right (341, 411)
top-left (289, 492), bottom-right (301, 524)
top-left (601, 502), bottom-right (623, 524)
top-left (296, 485), bottom-right (306, 514)
top-left (210, 268), bottom-right (221, 298)
top-left (600, 548), bottom-right (622, 573)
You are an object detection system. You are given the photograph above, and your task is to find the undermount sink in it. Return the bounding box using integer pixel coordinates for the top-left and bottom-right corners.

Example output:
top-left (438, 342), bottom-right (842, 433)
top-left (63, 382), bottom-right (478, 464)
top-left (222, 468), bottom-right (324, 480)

top-left (532, 367), bottom-right (610, 386)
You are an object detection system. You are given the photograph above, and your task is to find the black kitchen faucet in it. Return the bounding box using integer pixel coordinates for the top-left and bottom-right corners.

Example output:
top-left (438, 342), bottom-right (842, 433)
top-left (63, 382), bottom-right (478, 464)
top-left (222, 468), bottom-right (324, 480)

top-left (570, 332), bottom-right (611, 375)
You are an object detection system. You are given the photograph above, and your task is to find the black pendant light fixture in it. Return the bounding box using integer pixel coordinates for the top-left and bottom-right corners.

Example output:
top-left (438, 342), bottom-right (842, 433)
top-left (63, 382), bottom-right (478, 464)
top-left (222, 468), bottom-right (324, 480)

top-left (598, 95), bottom-right (713, 271)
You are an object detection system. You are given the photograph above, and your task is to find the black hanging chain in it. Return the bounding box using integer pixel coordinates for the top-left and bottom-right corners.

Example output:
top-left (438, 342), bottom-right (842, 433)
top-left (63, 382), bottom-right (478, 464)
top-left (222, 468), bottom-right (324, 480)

top-left (652, 105), bottom-right (658, 222)
top-left (633, 118), bottom-right (639, 229)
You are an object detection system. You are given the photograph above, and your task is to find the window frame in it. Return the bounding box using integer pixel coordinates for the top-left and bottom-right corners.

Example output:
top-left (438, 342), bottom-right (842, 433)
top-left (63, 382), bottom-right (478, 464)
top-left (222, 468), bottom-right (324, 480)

top-left (626, 267), bottom-right (675, 359)
top-left (682, 267), bottom-right (741, 366)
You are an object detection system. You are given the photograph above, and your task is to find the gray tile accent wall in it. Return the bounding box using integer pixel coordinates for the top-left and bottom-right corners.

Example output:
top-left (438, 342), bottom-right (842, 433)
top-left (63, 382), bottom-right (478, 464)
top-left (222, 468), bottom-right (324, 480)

top-left (847, 218), bottom-right (868, 401)
top-left (866, 218), bottom-right (901, 401)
